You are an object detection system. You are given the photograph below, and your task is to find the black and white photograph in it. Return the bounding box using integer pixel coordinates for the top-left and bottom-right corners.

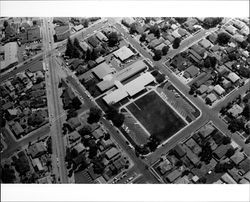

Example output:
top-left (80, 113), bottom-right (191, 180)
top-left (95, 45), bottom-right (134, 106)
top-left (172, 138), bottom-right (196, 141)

top-left (1, 1), bottom-right (250, 202)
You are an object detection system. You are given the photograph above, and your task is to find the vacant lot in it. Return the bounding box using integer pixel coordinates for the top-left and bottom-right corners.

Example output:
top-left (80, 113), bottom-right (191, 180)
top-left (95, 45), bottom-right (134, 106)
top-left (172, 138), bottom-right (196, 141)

top-left (127, 91), bottom-right (186, 142)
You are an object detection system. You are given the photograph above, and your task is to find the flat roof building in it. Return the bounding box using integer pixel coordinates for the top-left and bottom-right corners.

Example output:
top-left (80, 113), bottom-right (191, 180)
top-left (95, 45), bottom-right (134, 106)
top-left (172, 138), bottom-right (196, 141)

top-left (113, 46), bottom-right (134, 62)
top-left (97, 60), bottom-right (147, 92)
top-left (0, 42), bottom-right (18, 71)
top-left (55, 25), bottom-right (70, 41)
top-left (92, 62), bottom-right (116, 79)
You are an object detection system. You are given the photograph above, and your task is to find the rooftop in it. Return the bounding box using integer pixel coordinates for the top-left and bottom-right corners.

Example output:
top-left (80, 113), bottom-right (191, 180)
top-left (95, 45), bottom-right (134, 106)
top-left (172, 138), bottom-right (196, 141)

top-left (92, 62), bottom-right (115, 79)
top-left (113, 46), bottom-right (134, 62)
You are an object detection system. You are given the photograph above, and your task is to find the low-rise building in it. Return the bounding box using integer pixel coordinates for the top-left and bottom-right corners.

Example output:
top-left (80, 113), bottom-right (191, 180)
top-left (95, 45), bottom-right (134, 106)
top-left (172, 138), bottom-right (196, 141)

top-left (54, 25), bottom-right (70, 41)
top-left (166, 169), bottom-right (182, 183)
top-left (206, 93), bottom-right (217, 103)
top-left (105, 147), bottom-right (120, 160)
top-left (227, 72), bottom-right (240, 83)
top-left (228, 104), bottom-right (243, 118)
top-left (183, 65), bottom-right (199, 78)
top-left (214, 84), bottom-right (225, 96)
top-left (92, 62), bottom-right (116, 80)
top-left (113, 46), bottom-right (134, 62)
top-left (0, 42), bottom-right (18, 71)
top-left (230, 149), bottom-right (245, 165)
top-left (28, 142), bottom-right (47, 158)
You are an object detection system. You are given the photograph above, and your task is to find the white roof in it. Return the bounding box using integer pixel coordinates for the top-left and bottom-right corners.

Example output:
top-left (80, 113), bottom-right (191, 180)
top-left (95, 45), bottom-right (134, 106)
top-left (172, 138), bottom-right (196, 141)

top-left (96, 32), bottom-right (108, 41)
top-left (207, 93), bottom-right (217, 102)
top-left (0, 42), bottom-right (18, 70)
top-left (103, 88), bottom-right (128, 104)
top-left (92, 62), bottom-right (115, 79)
top-left (214, 84), bottom-right (225, 95)
top-left (103, 72), bottom-right (155, 104)
top-left (73, 24), bottom-right (83, 31)
top-left (124, 72), bottom-right (155, 96)
top-left (113, 46), bottom-right (134, 61)
top-left (227, 72), bottom-right (240, 83)
top-left (221, 173), bottom-right (237, 184)
top-left (228, 104), bottom-right (243, 117)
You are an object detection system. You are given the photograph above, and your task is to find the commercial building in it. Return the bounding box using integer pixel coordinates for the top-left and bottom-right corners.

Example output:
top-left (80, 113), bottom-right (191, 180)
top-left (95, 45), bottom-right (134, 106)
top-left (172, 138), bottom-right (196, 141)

top-left (0, 42), bottom-right (18, 71)
top-left (113, 46), bottom-right (134, 62)
top-left (92, 62), bottom-right (116, 79)
top-left (54, 25), bottom-right (70, 41)
top-left (97, 60), bottom-right (147, 92)
top-left (103, 72), bottom-right (155, 104)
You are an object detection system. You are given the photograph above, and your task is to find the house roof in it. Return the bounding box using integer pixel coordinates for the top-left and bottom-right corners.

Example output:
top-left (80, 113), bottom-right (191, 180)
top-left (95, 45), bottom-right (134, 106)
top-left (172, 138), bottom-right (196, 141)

top-left (87, 35), bottom-right (100, 48)
top-left (228, 104), bottom-right (243, 117)
top-left (68, 117), bottom-right (81, 129)
top-left (105, 147), bottom-right (119, 160)
top-left (68, 131), bottom-right (81, 143)
top-left (221, 173), bottom-right (237, 184)
top-left (92, 62), bottom-right (115, 79)
top-left (239, 158), bottom-right (250, 174)
top-left (230, 149), bottom-right (245, 165)
top-left (206, 93), bottom-right (217, 102)
top-left (227, 72), bottom-right (240, 83)
top-left (166, 169), bottom-right (182, 182)
top-left (73, 24), bottom-right (83, 32)
top-left (197, 84), bottom-right (208, 94)
top-left (172, 144), bottom-right (186, 158)
top-left (214, 144), bottom-right (233, 159)
top-left (189, 49), bottom-right (203, 61)
top-left (96, 32), bottom-right (108, 41)
top-left (184, 65), bottom-right (199, 78)
top-left (214, 84), bottom-right (225, 95)
top-left (28, 142), bottom-right (47, 158)
top-left (207, 33), bottom-right (218, 44)
top-left (190, 44), bottom-right (206, 56)
top-left (55, 25), bottom-right (70, 35)
top-left (225, 25), bottom-right (237, 35)
top-left (113, 46), bottom-right (134, 61)
top-left (171, 30), bottom-right (181, 38)
top-left (199, 39), bottom-right (212, 49)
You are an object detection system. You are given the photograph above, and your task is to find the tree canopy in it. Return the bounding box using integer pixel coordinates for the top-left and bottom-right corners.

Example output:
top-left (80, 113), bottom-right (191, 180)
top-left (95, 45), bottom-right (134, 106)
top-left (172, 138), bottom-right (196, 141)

top-left (108, 32), bottom-right (119, 47)
top-left (217, 32), bottom-right (231, 46)
top-left (173, 37), bottom-right (181, 49)
top-left (87, 107), bottom-right (102, 124)
top-left (153, 49), bottom-right (162, 61)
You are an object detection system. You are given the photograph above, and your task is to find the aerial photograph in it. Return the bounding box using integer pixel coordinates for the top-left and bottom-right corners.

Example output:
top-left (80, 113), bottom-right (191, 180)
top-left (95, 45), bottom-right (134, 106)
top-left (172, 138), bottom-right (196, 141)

top-left (0, 17), bottom-right (250, 184)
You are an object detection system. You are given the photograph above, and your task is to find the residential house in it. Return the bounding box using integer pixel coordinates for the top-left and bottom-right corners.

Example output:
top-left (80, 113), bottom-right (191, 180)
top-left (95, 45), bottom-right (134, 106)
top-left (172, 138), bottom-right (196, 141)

top-left (68, 117), bottom-right (81, 130)
top-left (105, 147), bottom-right (120, 160)
top-left (183, 65), bottom-right (199, 78)
top-left (239, 158), bottom-right (250, 174)
top-left (28, 141), bottom-right (47, 158)
top-left (230, 149), bottom-right (245, 165)
top-left (227, 72), bottom-right (240, 83)
top-left (199, 39), bottom-right (212, 49)
top-left (166, 169), bottom-right (182, 183)
top-left (228, 104), bottom-right (243, 118)
top-left (87, 35), bottom-right (100, 48)
top-left (54, 25), bottom-right (70, 41)
top-left (221, 173), bottom-right (237, 184)
top-left (206, 93), bottom-right (217, 103)
top-left (172, 144), bottom-right (186, 159)
top-left (214, 84), bottom-right (225, 96)
top-left (214, 144), bottom-right (233, 160)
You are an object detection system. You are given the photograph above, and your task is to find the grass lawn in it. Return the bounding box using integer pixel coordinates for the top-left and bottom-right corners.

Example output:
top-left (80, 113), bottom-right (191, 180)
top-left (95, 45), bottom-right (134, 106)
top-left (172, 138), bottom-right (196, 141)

top-left (127, 91), bottom-right (186, 142)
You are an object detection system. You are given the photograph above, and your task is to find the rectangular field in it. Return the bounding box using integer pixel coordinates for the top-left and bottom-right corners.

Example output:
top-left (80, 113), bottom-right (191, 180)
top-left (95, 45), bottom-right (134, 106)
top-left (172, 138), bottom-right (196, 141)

top-left (127, 91), bottom-right (186, 142)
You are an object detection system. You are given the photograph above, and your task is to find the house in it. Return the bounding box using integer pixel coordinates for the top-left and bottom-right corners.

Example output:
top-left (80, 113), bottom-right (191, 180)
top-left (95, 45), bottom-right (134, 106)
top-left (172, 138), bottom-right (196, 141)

top-left (225, 25), bottom-right (237, 35)
top-left (74, 143), bottom-right (85, 154)
top-left (9, 121), bottom-right (24, 137)
top-left (195, 73), bottom-right (212, 87)
top-left (199, 39), bottom-right (212, 49)
top-left (239, 158), bottom-right (250, 174)
top-left (80, 41), bottom-right (92, 52)
top-left (227, 72), bottom-right (240, 83)
top-left (148, 38), bottom-right (164, 49)
top-left (174, 175), bottom-right (190, 184)
top-left (96, 31), bottom-right (108, 42)
top-left (95, 56), bottom-right (105, 64)
top-left (177, 28), bottom-right (187, 37)
top-left (185, 138), bottom-right (202, 155)
top-left (73, 24), bottom-right (83, 32)
top-left (113, 46), bottom-right (134, 62)
top-left (155, 43), bottom-right (165, 51)
top-left (171, 30), bottom-right (181, 38)
top-left (221, 173), bottom-right (237, 184)
top-left (146, 33), bottom-right (156, 42)
top-left (228, 104), bottom-right (243, 118)
top-left (121, 18), bottom-right (135, 27)
top-left (190, 44), bottom-right (206, 57)
top-left (183, 145), bottom-right (199, 165)
top-left (28, 142), bottom-right (47, 158)
top-left (222, 78), bottom-right (232, 89)
top-left (207, 33), bottom-right (218, 44)
top-left (239, 178), bottom-right (249, 184)
top-left (189, 49), bottom-right (203, 61)
top-left (32, 158), bottom-right (44, 171)
top-left (166, 169), bottom-right (182, 182)
top-left (87, 35), bottom-right (100, 48)
top-left (105, 147), bottom-right (120, 160)
top-left (244, 171), bottom-right (250, 182)
top-left (232, 19), bottom-right (245, 30)
top-left (183, 65), bottom-right (199, 78)
top-left (206, 93), bottom-right (217, 103)
top-left (214, 144), bottom-right (233, 159)
top-left (68, 131), bottom-right (81, 143)
top-left (0, 42), bottom-right (18, 71)
top-left (216, 65), bottom-right (228, 76)
top-left (172, 144), bottom-right (186, 158)
top-left (92, 128), bottom-right (104, 139)
top-left (92, 62), bottom-right (115, 79)
top-left (230, 149), bottom-right (245, 165)
top-left (171, 55), bottom-right (190, 71)
top-left (197, 84), bottom-right (208, 95)
top-left (158, 159), bottom-right (172, 175)
top-left (228, 167), bottom-right (242, 182)
top-left (54, 25), bottom-right (70, 41)
top-left (214, 84), bottom-right (225, 96)
top-left (68, 117), bottom-right (81, 130)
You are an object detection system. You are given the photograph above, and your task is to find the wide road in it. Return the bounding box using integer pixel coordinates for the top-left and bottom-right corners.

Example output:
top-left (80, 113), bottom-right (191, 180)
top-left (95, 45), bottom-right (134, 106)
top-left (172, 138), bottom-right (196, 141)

top-left (42, 18), bottom-right (68, 183)
top-left (110, 20), bottom-right (250, 164)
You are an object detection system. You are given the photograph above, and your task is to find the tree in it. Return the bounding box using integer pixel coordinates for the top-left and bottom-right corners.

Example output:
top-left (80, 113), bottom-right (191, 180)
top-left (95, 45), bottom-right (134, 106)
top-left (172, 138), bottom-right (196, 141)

top-left (71, 97), bottom-right (82, 110)
top-left (162, 46), bottom-right (169, 55)
top-left (150, 24), bottom-right (159, 35)
top-left (129, 23), bottom-right (137, 35)
top-left (239, 40), bottom-right (248, 49)
top-left (139, 33), bottom-right (146, 42)
top-left (65, 37), bottom-right (74, 58)
top-left (78, 125), bottom-right (92, 137)
top-left (108, 32), bottom-right (119, 47)
top-left (172, 37), bottom-right (181, 49)
top-left (3, 20), bottom-right (9, 28)
top-left (155, 73), bottom-right (165, 83)
top-left (155, 29), bottom-right (161, 38)
top-left (203, 18), bottom-right (222, 28)
top-left (153, 49), bottom-right (162, 61)
top-left (87, 107), bottom-right (102, 124)
top-left (222, 136), bottom-right (231, 145)
top-left (112, 113), bottom-right (125, 128)
top-left (175, 17), bottom-right (187, 24)
top-left (189, 83), bottom-right (197, 95)
top-left (0, 164), bottom-right (16, 183)
top-left (225, 147), bottom-right (235, 158)
top-left (242, 105), bottom-right (250, 119)
top-left (0, 111), bottom-right (6, 127)
top-left (217, 32), bottom-right (231, 46)
top-left (247, 34), bottom-right (250, 43)
top-left (104, 132), bottom-right (110, 140)
top-left (199, 142), bottom-right (213, 164)
top-left (106, 105), bottom-right (125, 128)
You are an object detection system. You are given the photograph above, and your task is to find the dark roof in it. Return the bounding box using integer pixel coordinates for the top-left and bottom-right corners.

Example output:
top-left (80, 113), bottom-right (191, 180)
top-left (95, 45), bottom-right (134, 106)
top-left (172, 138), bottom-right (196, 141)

top-left (214, 144), bottom-right (233, 159)
top-left (172, 144), bottom-right (186, 158)
top-left (239, 158), bottom-right (250, 174)
top-left (207, 33), bottom-right (218, 44)
top-left (190, 44), bottom-right (206, 57)
top-left (88, 36), bottom-right (100, 48)
top-left (171, 55), bottom-right (190, 71)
